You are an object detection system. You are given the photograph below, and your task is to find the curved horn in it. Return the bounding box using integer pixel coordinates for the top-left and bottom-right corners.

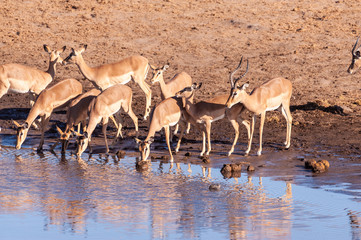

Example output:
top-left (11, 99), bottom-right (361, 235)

top-left (234, 59), bottom-right (249, 87)
top-left (352, 36), bottom-right (360, 55)
top-left (229, 57), bottom-right (243, 88)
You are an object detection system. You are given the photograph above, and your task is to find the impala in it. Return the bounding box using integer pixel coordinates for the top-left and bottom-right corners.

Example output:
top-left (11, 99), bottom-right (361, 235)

top-left (150, 64), bottom-right (193, 134)
top-left (75, 84), bottom-right (138, 157)
top-left (64, 45), bottom-right (152, 119)
top-left (13, 79), bottom-right (83, 151)
top-left (0, 45), bottom-right (66, 106)
top-left (226, 58), bottom-right (293, 156)
top-left (176, 81), bottom-right (250, 157)
top-left (135, 97), bottom-right (189, 162)
top-left (348, 36), bottom-right (361, 74)
top-left (53, 89), bottom-right (119, 153)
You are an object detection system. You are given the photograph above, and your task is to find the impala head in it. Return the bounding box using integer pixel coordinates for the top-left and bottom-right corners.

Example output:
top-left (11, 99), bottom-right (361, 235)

top-left (150, 65), bottom-right (169, 84)
top-left (135, 138), bottom-right (153, 161)
top-left (13, 120), bottom-right (29, 150)
top-left (226, 58), bottom-right (249, 108)
top-left (75, 131), bottom-right (89, 157)
top-left (175, 82), bottom-right (202, 107)
top-left (56, 126), bottom-right (72, 154)
top-left (175, 82), bottom-right (203, 98)
top-left (63, 45), bottom-right (88, 65)
top-left (348, 37), bottom-right (361, 74)
top-left (44, 45), bottom-right (66, 65)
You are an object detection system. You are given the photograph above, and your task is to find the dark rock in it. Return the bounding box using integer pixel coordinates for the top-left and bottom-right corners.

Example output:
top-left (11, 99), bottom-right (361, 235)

top-left (209, 183), bottom-right (221, 191)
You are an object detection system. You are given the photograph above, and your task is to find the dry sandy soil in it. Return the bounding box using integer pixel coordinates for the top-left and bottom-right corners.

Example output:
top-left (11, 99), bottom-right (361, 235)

top-left (0, 0), bottom-right (361, 189)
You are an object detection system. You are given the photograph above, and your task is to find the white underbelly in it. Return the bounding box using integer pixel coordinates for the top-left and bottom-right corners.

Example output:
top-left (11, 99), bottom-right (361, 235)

top-left (9, 78), bottom-right (31, 93)
top-left (211, 114), bottom-right (225, 123)
top-left (266, 104), bottom-right (281, 112)
top-left (266, 95), bottom-right (283, 111)
top-left (109, 72), bottom-right (134, 85)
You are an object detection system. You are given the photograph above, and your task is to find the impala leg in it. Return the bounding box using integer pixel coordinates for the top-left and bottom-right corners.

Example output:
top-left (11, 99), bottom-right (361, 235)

top-left (29, 92), bottom-right (37, 107)
top-left (257, 112), bottom-right (266, 156)
top-left (164, 125), bottom-right (174, 162)
top-left (281, 103), bottom-right (292, 148)
top-left (136, 79), bottom-right (152, 120)
top-left (102, 118), bottom-right (109, 154)
top-left (205, 121), bottom-right (212, 155)
top-left (175, 121), bottom-right (186, 152)
top-left (200, 130), bottom-right (206, 156)
top-left (173, 124), bottom-right (179, 135)
top-left (127, 106), bottom-right (139, 132)
top-left (38, 115), bottom-right (50, 152)
top-left (241, 119), bottom-right (251, 140)
top-left (185, 122), bottom-right (191, 134)
top-left (246, 115), bottom-right (255, 155)
top-left (228, 119), bottom-right (239, 156)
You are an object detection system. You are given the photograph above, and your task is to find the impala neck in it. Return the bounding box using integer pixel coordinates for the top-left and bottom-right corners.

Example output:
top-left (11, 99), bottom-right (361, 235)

top-left (76, 54), bottom-right (97, 81)
top-left (158, 75), bottom-right (171, 97)
top-left (183, 92), bottom-right (197, 119)
top-left (240, 91), bottom-right (262, 114)
top-left (25, 106), bottom-right (43, 128)
top-left (46, 59), bottom-right (57, 80)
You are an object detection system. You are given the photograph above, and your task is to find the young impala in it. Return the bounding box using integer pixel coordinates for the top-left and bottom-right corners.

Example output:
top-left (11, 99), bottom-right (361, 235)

top-left (150, 64), bottom-right (193, 134)
top-left (75, 84), bottom-right (138, 157)
top-left (63, 45), bottom-right (153, 120)
top-left (226, 58), bottom-right (293, 156)
top-left (0, 45), bottom-right (66, 106)
top-left (53, 89), bottom-right (119, 153)
top-left (175, 81), bottom-right (250, 157)
top-left (135, 97), bottom-right (188, 162)
top-left (13, 79), bottom-right (83, 151)
top-left (348, 36), bottom-right (361, 74)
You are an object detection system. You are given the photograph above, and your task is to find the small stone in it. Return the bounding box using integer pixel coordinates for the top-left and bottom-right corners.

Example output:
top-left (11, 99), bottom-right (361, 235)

top-left (202, 156), bottom-right (210, 163)
top-left (209, 183), bottom-right (221, 191)
top-left (247, 165), bottom-right (255, 171)
top-left (136, 160), bottom-right (149, 171)
top-left (161, 155), bottom-right (170, 161)
top-left (116, 150), bottom-right (126, 159)
top-left (319, 160), bottom-right (330, 169)
top-left (221, 164), bottom-right (232, 173)
top-left (230, 163), bottom-right (242, 171)
top-left (305, 159), bottom-right (317, 169)
top-left (185, 152), bottom-right (191, 157)
top-left (312, 162), bottom-right (326, 173)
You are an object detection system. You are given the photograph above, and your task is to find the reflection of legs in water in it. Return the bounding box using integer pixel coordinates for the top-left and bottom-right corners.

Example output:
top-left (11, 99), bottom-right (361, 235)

top-left (201, 166), bottom-right (211, 179)
top-left (348, 210), bottom-right (361, 239)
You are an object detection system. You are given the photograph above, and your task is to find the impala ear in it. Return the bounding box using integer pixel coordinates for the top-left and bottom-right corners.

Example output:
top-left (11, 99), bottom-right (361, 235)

top-left (81, 44), bottom-right (88, 53)
top-left (12, 120), bottom-right (21, 128)
top-left (56, 125), bottom-right (64, 135)
top-left (43, 44), bottom-right (51, 53)
top-left (135, 138), bottom-right (142, 144)
top-left (59, 46), bottom-right (66, 53)
top-left (240, 82), bottom-right (249, 90)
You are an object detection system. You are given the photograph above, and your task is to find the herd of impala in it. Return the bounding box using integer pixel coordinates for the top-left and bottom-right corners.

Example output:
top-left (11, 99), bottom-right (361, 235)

top-left (2, 37), bottom-right (360, 162)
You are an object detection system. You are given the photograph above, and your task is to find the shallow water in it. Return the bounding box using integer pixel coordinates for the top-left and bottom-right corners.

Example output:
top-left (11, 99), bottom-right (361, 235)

top-left (0, 146), bottom-right (360, 240)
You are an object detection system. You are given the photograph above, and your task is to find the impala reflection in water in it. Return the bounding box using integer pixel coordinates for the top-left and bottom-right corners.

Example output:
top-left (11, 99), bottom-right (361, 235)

top-left (0, 148), bottom-right (359, 240)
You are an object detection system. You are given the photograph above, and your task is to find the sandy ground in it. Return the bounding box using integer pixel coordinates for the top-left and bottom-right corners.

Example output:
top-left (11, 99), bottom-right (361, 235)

top-left (0, 0), bottom-right (361, 192)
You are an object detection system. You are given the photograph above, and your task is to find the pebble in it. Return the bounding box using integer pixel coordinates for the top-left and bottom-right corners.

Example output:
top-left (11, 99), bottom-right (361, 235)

top-left (209, 183), bottom-right (221, 191)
